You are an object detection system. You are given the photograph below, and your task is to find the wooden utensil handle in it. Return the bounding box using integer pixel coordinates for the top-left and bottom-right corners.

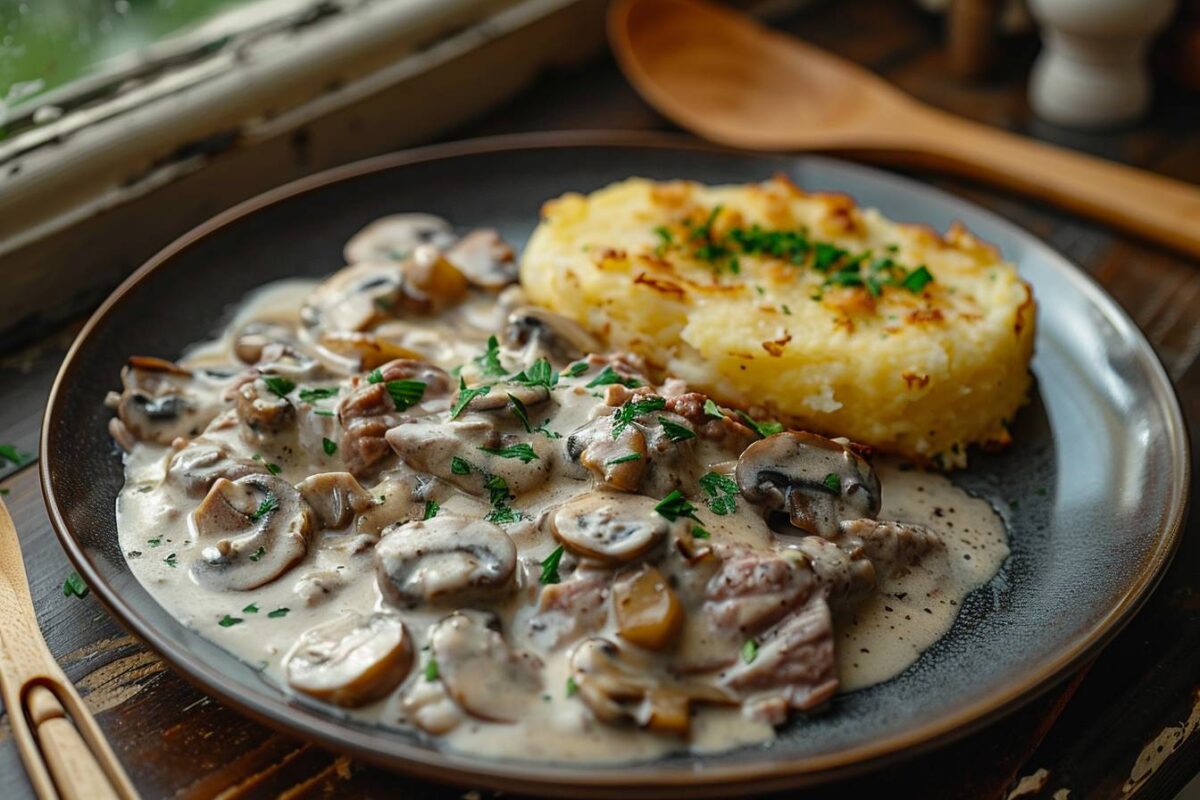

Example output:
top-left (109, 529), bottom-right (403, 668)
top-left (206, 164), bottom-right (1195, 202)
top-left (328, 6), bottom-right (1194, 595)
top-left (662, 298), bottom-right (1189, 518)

top-left (26, 685), bottom-right (123, 800)
top-left (905, 110), bottom-right (1200, 258)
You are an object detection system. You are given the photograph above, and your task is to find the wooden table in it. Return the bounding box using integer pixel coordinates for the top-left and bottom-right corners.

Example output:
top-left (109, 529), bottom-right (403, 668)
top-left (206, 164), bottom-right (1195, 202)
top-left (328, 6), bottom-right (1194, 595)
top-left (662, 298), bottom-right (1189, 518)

top-left (2, 1), bottom-right (1198, 797)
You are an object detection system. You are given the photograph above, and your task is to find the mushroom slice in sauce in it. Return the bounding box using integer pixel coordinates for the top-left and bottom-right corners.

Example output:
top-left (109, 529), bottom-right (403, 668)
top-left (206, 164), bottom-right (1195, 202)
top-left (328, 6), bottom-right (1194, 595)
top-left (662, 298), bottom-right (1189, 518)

top-left (502, 306), bottom-right (601, 366)
top-left (316, 331), bottom-right (425, 372)
top-left (286, 612), bottom-right (413, 708)
top-left (233, 377), bottom-right (295, 436)
top-left (343, 213), bottom-right (458, 264)
top-left (374, 516), bottom-right (517, 608)
top-left (567, 416), bottom-right (648, 492)
top-left (735, 431), bottom-right (881, 537)
top-left (165, 442), bottom-right (268, 498)
top-left (190, 474), bottom-right (314, 591)
top-left (232, 321), bottom-right (296, 365)
top-left (296, 472), bottom-right (375, 530)
top-left (837, 518), bottom-right (945, 578)
top-left (444, 229), bottom-right (519, 290)
top-left (569, 638), bottom-right (733, 736)
top-left (612, 565), bottom-right (684, 650)
top-left (550, 493), bottom-right (673, 565)
top-left (429, 611), bottom-right (543, 723)
top-left (114, 356), bottom-right (226, 447)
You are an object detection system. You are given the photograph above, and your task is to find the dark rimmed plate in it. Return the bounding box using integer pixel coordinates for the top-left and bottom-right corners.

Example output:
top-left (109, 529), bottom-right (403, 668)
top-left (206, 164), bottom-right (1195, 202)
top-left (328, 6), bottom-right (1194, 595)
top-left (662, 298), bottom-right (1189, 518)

top-left (41, 132), bottom-right (1188, 797)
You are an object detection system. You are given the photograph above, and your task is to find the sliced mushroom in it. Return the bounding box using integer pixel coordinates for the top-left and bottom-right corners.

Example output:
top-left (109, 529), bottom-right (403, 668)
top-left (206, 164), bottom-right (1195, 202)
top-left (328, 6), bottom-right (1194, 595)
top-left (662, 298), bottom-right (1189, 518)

top-left (233, 321), bottom-right (296, 365)
top-left (502, 307), bottom-right (601, 366)
top-left (297, 472), bottom-right (375, 530)
top-left (569, 638), bottom-right (733, 735)
top-left (115, 356), bottom-right (226, 445)
top-left (190, 474), bottom-right (314, 591)
top-left (567, 415), bottom-right (649, 492)
top-left (317, 331), bottom-right (425, 372)
top-left (344, 213), bottom-right (457, 263)
top-left (375, 516), bottom-right (517, 608)
top-left (286, 612), bottom-right (413, 708)
top-left (166, 442), bottom-right (269, 498)
top-left (613, 565), bottom-right (684, 650)
top-left (293, 569), bottom-right (347, 607)
top-left (233, 378), bottom-right (295, 436)
top-left (735, 432), bottom-right (881, 537)
top-left (444, 229), bottom-right (518, 289)
top-left (429, 611), bottom-right (543, 723)
top-left (403, 674), bottom-right (462, 735)
top-left (551, 493), bottom-right (672, 564)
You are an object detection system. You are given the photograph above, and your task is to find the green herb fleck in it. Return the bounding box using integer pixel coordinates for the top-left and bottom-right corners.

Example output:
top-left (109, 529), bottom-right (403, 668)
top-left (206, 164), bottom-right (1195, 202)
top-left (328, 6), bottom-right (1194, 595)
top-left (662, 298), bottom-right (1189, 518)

top-left (147, 536), bottom-right (163, 548)
top-left (479, 443), bottom-right (539, 464)
top-left (699, 471), bottom-right (738, 515)
top-left (564, 361), bottom-right (590, 378)
top-left (367, 369), bottom-right (384, 384)
top-left (655, 490), bottom-right (697, 522)
top-left (425, 658), bottom-right (440, 681)
top-left (540, 545), bottom-right (565, 585)
top-left (251, 494), bottom-right (279, 521)
top-left (611, 395), bottom-right (666, 437)
top-left (658, 417), bottom-right (696, 442)
top-left (586, 365), bottom-right (641, 389)
top-left (606, 453), bottom-right (643, 466)
top-left (298, 386), bottom-right (338, 403)
top-left (262, 375), bottom-right (295, 398)
top-left (450, 377), bottom-right (491, 419)
top-left (511, 358), bottom-right (559, 389)
top-left (423, 500), bottom-right (440, 520)
top-left (243, 603), bottom-right (259, 614)
top-left (741, 639), bottom-right (758, 663)
top-left (385, 379), bottom-right (426, 410)
top-left (702, 399), bottom-right (725, 419)
top-left (322, 437), bottom-right (338, 456)
top-left (566, 676), bottom-right (579, 697)
top-left (901, 266), bottom-right (934, 293)
top-left (821, 473), bottom-right (840, 493)
top-left (691, 525), bottom-right (711, 540)
top-left (218, 615), bottom-right (243, 628)
top-left (474, 336), bottom-right (508, 377)
top-left (313, 409), bottom-right (334, 417)
top-left (62, 572), bottom-right (89, 599)
top-left (0, 444), bottom-right (32, 466)
top-left (164, 553), bottom-right (178, 568)
top-left (267, 607), bottom-right (290, 619)
top-left (450, 456), bottom-right (473, 475)
top-left (781, 304), bottom-right (792, 316)
top-left (736, 410), bottom-right (784, 439)
top-left (248, 546), bottom-right (266, 562)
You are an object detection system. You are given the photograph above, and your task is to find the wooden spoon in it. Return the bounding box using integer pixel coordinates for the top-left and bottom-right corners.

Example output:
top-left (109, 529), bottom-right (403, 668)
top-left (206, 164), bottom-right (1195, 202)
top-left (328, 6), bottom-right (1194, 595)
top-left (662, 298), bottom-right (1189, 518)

top-left (609, 0), bottom-right (1200, 258)
top-left (0, 498), bottom-right (138, 799)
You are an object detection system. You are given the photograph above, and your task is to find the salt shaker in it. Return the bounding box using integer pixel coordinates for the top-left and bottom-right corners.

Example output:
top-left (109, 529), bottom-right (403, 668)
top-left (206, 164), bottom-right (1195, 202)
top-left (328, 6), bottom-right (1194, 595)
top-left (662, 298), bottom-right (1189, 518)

top-left (1028, 0), bottom-right (1177, 128)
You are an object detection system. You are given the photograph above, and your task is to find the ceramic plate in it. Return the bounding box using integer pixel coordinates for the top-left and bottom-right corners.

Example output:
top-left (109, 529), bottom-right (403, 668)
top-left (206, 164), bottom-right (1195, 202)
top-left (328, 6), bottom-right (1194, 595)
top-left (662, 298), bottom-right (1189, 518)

top-left (42, 132), bottom-right (1188, 797)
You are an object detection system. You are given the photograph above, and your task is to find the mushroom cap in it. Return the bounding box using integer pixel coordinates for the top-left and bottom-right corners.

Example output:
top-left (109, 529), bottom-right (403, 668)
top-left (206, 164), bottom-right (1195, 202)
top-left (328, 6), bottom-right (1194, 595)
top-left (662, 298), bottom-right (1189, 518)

top-left (502, 306), bottom-right (601, 366)
top-left (430, 611), bottom-right (543, 723)
top-left (374, 516), bottom-right (518, 607)
top-left (190, 474), bottom-right (314, 591)
top-left (343, 213), bottom-right (457, 263)
top-left (550, 492), bottom-right (672, 564)
top-left (444, 229), bottom-right (519, 290)
top-left (116, 356), bottom-right (224, 444)
top-left (296, 472), bottom-right (375, 530)
top-left (286, 612), bottom-right (413, 708)
top-left (735, 431), bottom-right (881, 537)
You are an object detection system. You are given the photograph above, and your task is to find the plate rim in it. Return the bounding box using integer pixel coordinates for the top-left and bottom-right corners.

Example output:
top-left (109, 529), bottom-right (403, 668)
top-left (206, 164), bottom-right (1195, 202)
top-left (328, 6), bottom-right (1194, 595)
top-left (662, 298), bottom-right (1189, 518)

top-left (39, 130), bottom-right (1190, 797)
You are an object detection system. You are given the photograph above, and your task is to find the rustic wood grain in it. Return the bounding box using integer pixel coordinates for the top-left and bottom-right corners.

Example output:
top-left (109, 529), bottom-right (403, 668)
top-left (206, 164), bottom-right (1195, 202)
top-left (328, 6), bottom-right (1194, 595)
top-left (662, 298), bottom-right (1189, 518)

top-left (1, 0), bottom-right (1198, 797)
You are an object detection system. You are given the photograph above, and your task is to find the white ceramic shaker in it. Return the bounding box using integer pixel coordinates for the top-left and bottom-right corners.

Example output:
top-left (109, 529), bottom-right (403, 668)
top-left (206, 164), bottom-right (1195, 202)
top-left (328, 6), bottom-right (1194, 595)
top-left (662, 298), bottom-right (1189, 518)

top-left (1027, 0), bottom-right (1178, 128)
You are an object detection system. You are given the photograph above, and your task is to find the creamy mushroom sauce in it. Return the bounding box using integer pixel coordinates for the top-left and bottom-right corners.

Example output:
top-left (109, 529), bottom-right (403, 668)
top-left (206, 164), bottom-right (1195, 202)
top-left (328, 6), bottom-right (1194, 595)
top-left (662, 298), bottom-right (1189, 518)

top-left (109, 215), bottom-right (1009, 764)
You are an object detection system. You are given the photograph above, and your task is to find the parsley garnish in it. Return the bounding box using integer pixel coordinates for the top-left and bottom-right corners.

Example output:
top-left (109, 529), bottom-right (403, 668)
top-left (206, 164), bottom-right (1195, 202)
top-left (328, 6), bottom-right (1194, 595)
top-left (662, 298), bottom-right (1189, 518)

top-left (511, 358), bottom-right (559, 389)
top-left (506, 393), bottom-right (559, 439)
top-left (611, 396), bottom-right (666, 438)
top-left (736, 410), bottom-right (784, 439)
top-left (702, 399), bottom-right (725, 419)
top-left (566, 676), bottom-right (579, 697)
top-left (0, 444), bottom-right (32, 466)
top-left (822, 473), bottom-right (841, 493)
top-left (902, 265), bottom-right (934, 292)
top-left (450, 378), bottom-right (491, 419)
top-left (485, 505), bottom-right (519, 524)
top-left (248, 546), bottom-right (266, 562)
top-left (699, 472), bottom-right (738, 515)
top-left (691, 525), bottom-right (711, 540)
top-left (653, 225), bottom-right (673, 256)
top-left (147, 536), bottom-right (163, 548)
top-left (218, 615), bottom-right (243, 628)
top-left (474, 335), bottom-right (507, 377)
top-left (384, 379), bottom-right (425, 410)
top-left (425, 658), bottom-right (440, 681)
top-left (251, 494), bottom-right (278, 520)
top-left (564, 361), bottom-right (590, 378)
top-left (62, 572), bottom-right (88, 599)
top-left (322, 437), bottom-right (337, 456)
top-left (262, 375), bottom-right (295, 398)
top-left (164, 553), bottom-right (177, 568)
top-left (243, 603), bottom-right (259, 614)
top-left (298, 386), bottom-right (338, 403)
top-left (484, 474), bottom-right (512, 507)
top-left (586, 365), bottom-right (641, 389)
top-left (265, 461), bottom-right (282, 476)
top-left (267, 607), bottom-right (290, 619)
top-left (450, 456), bottom-right (473, 475)
top-left (741, 639), bottom-right (758, 663)
top-left (479, 443), bottom-right (539, 463)
top-left (657, 417), bottom-right (696, 442)
top-left (540, 545), bottom-right (565, 585)
top-left (367, 369), bottom-right (384, 384)
top-left (313, 409), bottom-right (334, 417)
top-left (655, 490), bottom-right (697, 522)
top-left (423, 500), bottom-right (439, 520)
top-left (606, 453), bottom-right (643, 466)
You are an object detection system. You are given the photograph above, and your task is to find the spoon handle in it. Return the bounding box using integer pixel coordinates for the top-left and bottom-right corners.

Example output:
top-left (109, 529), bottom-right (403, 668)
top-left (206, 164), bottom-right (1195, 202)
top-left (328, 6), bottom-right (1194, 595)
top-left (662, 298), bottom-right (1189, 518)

top-left (905, 109), bottom-right (1200, 257)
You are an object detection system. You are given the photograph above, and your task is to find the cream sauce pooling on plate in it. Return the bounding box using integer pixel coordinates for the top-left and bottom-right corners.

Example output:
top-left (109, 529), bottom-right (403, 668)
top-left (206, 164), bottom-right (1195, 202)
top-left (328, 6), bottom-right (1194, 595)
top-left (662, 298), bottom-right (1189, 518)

top-left (110, 215), bottom-right (1009, 764)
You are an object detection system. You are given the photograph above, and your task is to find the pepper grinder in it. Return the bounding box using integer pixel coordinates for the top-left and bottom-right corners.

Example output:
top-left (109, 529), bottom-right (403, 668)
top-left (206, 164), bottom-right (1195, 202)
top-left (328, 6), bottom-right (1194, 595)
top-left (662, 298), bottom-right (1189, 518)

top-left (1028, 0), bottom-right (1177, 128)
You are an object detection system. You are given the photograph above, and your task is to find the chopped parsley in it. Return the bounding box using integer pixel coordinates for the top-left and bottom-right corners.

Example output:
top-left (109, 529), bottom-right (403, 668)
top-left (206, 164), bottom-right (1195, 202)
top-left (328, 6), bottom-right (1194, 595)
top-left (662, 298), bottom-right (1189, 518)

top-left (450, 378), bottom-right (491, 419)
top-left (485, 505), bottom-right (520, 524)
top-left (450, 456), bottom-right (473, 475)
top-left (0, 444), bottom-right (32, 466)
top-left (367, 369), bottom-right (384, 384)
top-left (586, 365), bottom-right (641, 389)
top-left (62, 572), bottom-right (89, 599)
top-left (564, 361), bottom-right (590, 378)
top-left (384, 379), bottom-right (426, 410)
top-left (484, 474), bottom-right (512, 507)
top-left (611, 396), bottom-right (666, 438)
top-left (821, 472), bottom-right (841, 493)
top-left (511, 358), bottom-right (559, 389)
top-left (702, 399), bottom-right (725, 420)
top-left (741, 639), bottom-right (758, 663)
top-left (736, 410), bottom-right (785, 439)
top-left (267, 607), bottom-right (290, 619)
top-left (313, 409), bottom-right (335, 417)
top-left (251, 494), bottom-right (279, 521)
top-left (901, 265), bottom-right (934, 292)
top-left (654, 490), bottom-right (697, 522)
top-left (658, 417), bottom-right (695, 442)
top-left (218, 615), bottom-right (243, 628)
top-left (147, 536), bottom-right (163, 548)
top-left (164, 553), bottom-right (177, 568)
top-left (298, 386), bottom-right (338, 403)
top-left (699, 472), bottom-right (738, 515)
top-left (243, 603), bottom-right (259, 614)
top-left (322, 437), bottom-right (338, 456)
top-left (478, 443), bottom-right (539, 464)
top-left (540, 545), bottom-right (565, 585)
top-left (425, 658), bottom-right (440, 682)
top-left (261, 375), bottom-right (295, 398)
top-left (566, 675), bottom-right (579, 697)
top-left (691, 525), bottom-right (711, 540)
top-left (507, 393), bottom-right (559, 439)
top-left (653, 225), bottom-right (673, 256)
top-left (248, 546), bottom-right (266, 562)
top-left (422, 500), bottom-right (440, 520)
top-left (265, 462), bottom-right (282, 476)
top-left (474, 336), bottom-right (507, 377)
top-left (606, 453), bottom-right (643, 466)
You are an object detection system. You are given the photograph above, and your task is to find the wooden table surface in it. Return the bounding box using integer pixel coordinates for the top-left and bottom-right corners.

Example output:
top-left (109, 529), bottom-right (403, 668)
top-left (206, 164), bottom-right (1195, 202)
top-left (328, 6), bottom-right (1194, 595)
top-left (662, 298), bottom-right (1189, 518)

top-left (3, 1), bottom-right (1199, 798)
